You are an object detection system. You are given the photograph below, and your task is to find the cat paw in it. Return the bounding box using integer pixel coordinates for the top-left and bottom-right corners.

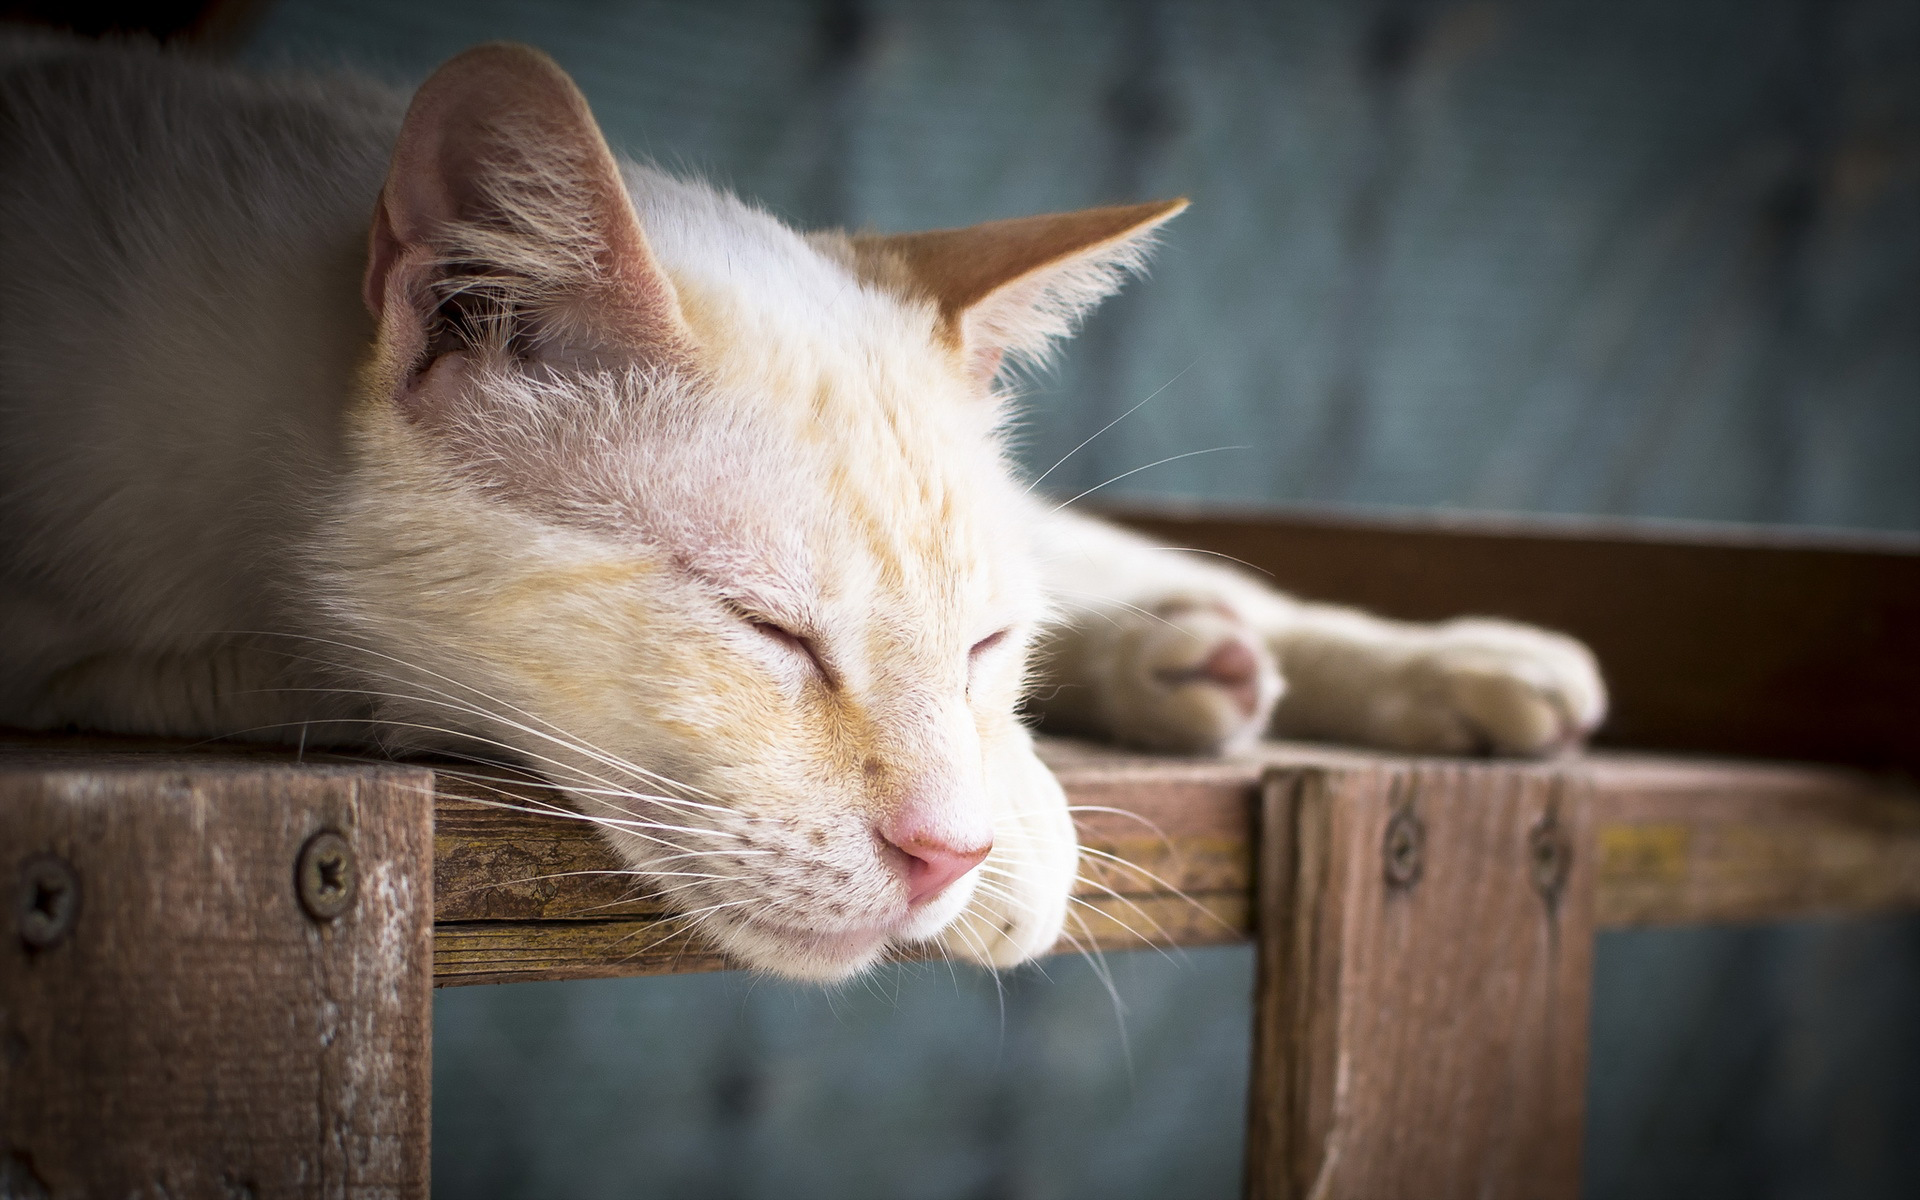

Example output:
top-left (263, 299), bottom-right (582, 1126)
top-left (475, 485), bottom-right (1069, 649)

top-left (1354, 619), bottom-right (1606, 756)
top-left (936, 737), bottom-right (1079, 968)
top-left (1035, 598), bottom-right (1284, 755)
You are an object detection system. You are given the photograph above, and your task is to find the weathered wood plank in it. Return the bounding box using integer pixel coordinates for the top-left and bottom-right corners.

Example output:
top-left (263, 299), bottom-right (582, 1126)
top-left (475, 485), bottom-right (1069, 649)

top-left (1589, 756), bottom-right (1920, 927)
top-left (428, 741), bottom-right (1920, 984)
top-left (433, 893), bottom-right (1250, 987)
top-left (429, 747), bottom-right (1257, 984)
top-left (0, 759), bottom-right (435, 1199)
top-left (431, 746), bottom-right (1256, 922)
top-left (5, 733), bottom-right (1913, 986)
top-left (1246, 763), bottom-right (1595, 1200)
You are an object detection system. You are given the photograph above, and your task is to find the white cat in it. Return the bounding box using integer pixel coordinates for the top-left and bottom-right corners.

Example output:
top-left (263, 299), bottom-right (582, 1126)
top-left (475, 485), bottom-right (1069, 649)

top-left (0, 40), bottom-right (1603, 981)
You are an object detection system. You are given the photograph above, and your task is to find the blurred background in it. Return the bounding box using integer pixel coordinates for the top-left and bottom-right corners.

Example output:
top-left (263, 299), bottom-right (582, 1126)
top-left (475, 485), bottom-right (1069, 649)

top-left (17, 0), bottom-right (1919, 1195)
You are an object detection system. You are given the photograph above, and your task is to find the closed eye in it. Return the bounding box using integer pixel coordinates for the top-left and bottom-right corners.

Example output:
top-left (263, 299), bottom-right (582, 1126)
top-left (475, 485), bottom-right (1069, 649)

top-left (970, 629), bottom-right (1011, 660)
top-left (966, 628), bottom-right (1015, 696)
top-left (738, 611), bottom-right (834, 684)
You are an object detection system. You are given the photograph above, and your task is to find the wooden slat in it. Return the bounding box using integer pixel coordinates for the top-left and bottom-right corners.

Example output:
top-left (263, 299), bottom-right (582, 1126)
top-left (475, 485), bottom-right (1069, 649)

top-left (433, 893), bottom-right (1253, 988)
top-left (429, 744), bottom-right (1259, 985)
top-left (1246, 762), bottom-right (1595, 1200)
top-left (0, 758), bottom-right (434, 1198)
top-left (1589, 756), bottom-right (1920, 927)
top-left (1103, 503), bottom-right (1920, 776)
top-left (4, 732), bottom-right (1913, 983)
top-left (427, 739), bottom-right (1920, 984)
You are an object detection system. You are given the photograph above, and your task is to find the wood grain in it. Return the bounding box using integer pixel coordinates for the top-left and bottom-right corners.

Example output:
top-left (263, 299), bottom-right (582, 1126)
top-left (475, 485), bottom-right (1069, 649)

top-left (428, 741), bottom-right (1920, 984)
top-left (430, 745), bottom-right (1258, 984)
top-left (3, 733), bottom-right (1912, 984)
top-left (1103, 503), bottom-right (1920, 777)
top-left (1588, 755), bottom-right (1920, 927)
top-left (0, 759), bottom-right (434, 1199)
top-left (1246, 762), bottom-right (1595, 1200)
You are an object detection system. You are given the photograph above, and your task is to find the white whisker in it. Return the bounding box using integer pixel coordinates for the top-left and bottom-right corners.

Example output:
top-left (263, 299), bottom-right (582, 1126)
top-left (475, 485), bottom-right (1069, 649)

top-left (1026, 360), bottom-right (1196, 492)
top-left (1051, 445), bottom-right (1251, 510)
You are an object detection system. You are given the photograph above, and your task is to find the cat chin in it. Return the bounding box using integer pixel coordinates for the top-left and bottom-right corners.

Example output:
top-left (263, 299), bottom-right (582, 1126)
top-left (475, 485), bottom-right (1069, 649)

top-left (712, 916), bottom-right (897, 983)
top-left (703, 878), bottom-right (982, 982)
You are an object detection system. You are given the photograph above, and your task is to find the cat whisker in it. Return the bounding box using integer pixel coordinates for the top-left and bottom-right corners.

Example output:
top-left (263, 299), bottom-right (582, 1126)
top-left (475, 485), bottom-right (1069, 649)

top-left (212, 691), bottom-right (718, 824)
top-left (1044, 588), bottom-right (1190, 634)
top-left (1072, 846), bottom-right (1224, 922)
top-left (1165, 544), bottom-right (1278, 580)
top-left (433, 764), bottom-right (736, 838)
top-left (1050, 445), bottom-right (1252, 511)
top-left (436, 868), bottom-right (739, 899)
top-left (1064, 906), bottom-right (1134, 1070)
top-left (437, 761), bottom-right (732, 818)
top-left (435, 786), bottom-right (756, 860)
top-left (239, 632), bottom-right (721, 805)
top-left (973, 847), bottom-right (1180, 960)
top-left (1061, 893), bottom-right (1178, 965)
top-left (1061, 805), bottom-right (1177, 844)
top-left (608, 898), bottom-right (759, 964)
top-left (936, 912), bottom-right (1009, 1028)
top-left (1025, 360), bottom-right (1196, 492)
top-left (558, 870), bottom-right (749, 918)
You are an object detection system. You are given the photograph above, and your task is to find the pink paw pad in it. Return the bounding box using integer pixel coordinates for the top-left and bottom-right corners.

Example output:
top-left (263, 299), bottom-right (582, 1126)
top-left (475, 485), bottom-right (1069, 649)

top-left (1154, 635), bottom-right (1265, 720)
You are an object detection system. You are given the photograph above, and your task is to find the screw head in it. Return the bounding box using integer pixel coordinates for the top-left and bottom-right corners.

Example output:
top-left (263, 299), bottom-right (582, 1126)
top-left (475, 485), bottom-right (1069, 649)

top-left (1382, 809), bottom-right (1425, 888)
top-left (296, 831), bottom-right (356, 922)
top-left (1528, 819), bottom-right (1572, 902)
top-left (16, 853), bottom-right (79, 949)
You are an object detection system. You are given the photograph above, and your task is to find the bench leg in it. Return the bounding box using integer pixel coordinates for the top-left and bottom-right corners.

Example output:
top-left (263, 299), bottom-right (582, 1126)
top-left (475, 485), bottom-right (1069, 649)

top-left (2, 763), bottom-right (434, 1198)
top-left (1247, 764), bottom-right (1596, 1199)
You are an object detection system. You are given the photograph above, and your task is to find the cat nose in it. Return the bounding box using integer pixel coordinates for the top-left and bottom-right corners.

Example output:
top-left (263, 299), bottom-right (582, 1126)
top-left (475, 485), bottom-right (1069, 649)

top-left (880, 824), bottom-right (992, 907)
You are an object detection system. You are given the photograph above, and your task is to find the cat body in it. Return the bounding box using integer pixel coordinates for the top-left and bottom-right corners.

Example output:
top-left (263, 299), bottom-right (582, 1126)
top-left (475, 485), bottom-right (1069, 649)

top-left (0, 39), bottom-right (1603, 981)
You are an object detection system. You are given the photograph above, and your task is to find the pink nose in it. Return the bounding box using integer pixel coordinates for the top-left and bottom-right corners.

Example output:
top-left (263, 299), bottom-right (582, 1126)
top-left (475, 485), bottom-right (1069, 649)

top-left (882, 832), bottom-right (992, 907)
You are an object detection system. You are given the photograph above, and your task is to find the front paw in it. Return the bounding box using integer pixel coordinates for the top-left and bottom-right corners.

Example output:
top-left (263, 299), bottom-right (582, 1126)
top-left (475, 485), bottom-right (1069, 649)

top-left (937, 735), bottom-right (1078, 968)
top-left (1031, 597), bottom-right (1284, 755)
top-left (1356, 619), bottom-right (1606, 756)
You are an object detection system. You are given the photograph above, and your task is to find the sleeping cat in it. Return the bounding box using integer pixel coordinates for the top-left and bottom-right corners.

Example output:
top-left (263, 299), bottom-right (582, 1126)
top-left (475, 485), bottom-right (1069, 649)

top-left (0, 39), bottom-right (1603, 981)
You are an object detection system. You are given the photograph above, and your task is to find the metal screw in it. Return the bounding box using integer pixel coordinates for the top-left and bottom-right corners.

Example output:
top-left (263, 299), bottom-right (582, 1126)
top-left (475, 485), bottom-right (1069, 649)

top-left (296, 831), bottom-right (356, 922)
top-left (1382, 809), bottom-right (1425, 888)
top-left (1528, 817), bottom-right (1571, 904)
top-left (16, 853), bottom-right (79, 949)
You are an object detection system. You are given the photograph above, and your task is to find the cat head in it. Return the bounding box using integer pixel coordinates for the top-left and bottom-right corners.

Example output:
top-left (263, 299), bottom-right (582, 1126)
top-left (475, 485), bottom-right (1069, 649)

top-left (328, 44), bottom-right (1182, 980)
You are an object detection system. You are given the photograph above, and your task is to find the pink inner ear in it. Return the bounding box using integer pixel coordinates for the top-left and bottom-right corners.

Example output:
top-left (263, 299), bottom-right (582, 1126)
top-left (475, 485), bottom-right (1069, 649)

top-left (361, 43), bottom-right (693, 364)
top-left (967, 344), bottom-right (1005, 385)
top-left (363, 195), bottom-right (416, 321)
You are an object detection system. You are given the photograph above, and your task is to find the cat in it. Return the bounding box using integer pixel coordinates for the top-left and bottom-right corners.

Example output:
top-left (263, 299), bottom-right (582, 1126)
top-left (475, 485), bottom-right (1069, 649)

top-left (0, 38), bottom-right (1604, 982)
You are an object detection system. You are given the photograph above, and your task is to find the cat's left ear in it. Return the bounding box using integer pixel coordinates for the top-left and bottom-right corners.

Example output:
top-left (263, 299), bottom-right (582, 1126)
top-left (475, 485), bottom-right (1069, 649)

top-left (849, 199), bottom-right (1186, 384)
top-left (363, 43), bottom-right (692, 378)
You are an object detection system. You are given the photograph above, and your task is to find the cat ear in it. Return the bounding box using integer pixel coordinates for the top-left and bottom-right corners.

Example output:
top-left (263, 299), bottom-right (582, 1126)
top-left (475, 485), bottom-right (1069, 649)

top-left (363, 43), bottom-right (692, 375)
top-left (850, 199), bottom-right (1186, 384)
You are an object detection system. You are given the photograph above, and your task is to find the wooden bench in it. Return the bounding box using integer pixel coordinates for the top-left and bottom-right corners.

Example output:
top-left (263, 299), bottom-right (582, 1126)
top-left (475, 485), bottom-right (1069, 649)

top-left (5, 507), bottom-right (1917, 1198)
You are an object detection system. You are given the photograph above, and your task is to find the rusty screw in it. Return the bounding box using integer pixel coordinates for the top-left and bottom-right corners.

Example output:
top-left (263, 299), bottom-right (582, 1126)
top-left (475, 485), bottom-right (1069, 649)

top-left (296, 831), bottom-right (356, 922)
top-left (1382, 809), bottom-right (1425, 888)
top-left (1528, 818), bottom-right (1571, 903)
top-left (16, 853), bottom-right (79, 949)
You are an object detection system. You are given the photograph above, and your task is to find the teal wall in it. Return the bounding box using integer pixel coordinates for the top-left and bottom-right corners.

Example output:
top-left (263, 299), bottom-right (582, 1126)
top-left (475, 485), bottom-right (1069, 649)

top-left (238, 2), bottom-right (1920, 1196)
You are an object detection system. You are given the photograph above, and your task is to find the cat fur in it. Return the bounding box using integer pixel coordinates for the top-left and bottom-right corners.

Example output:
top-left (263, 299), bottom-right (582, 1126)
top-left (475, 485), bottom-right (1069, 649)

top-left (0, 38), bottom-right (1604, 981)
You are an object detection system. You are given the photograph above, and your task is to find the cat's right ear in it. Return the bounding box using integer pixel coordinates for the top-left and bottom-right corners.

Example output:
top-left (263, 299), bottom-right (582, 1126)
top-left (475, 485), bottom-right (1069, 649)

top-left (848, 199), bottom-right (1186, 386)
top-left (363, 43), bottom-right (692, 380)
